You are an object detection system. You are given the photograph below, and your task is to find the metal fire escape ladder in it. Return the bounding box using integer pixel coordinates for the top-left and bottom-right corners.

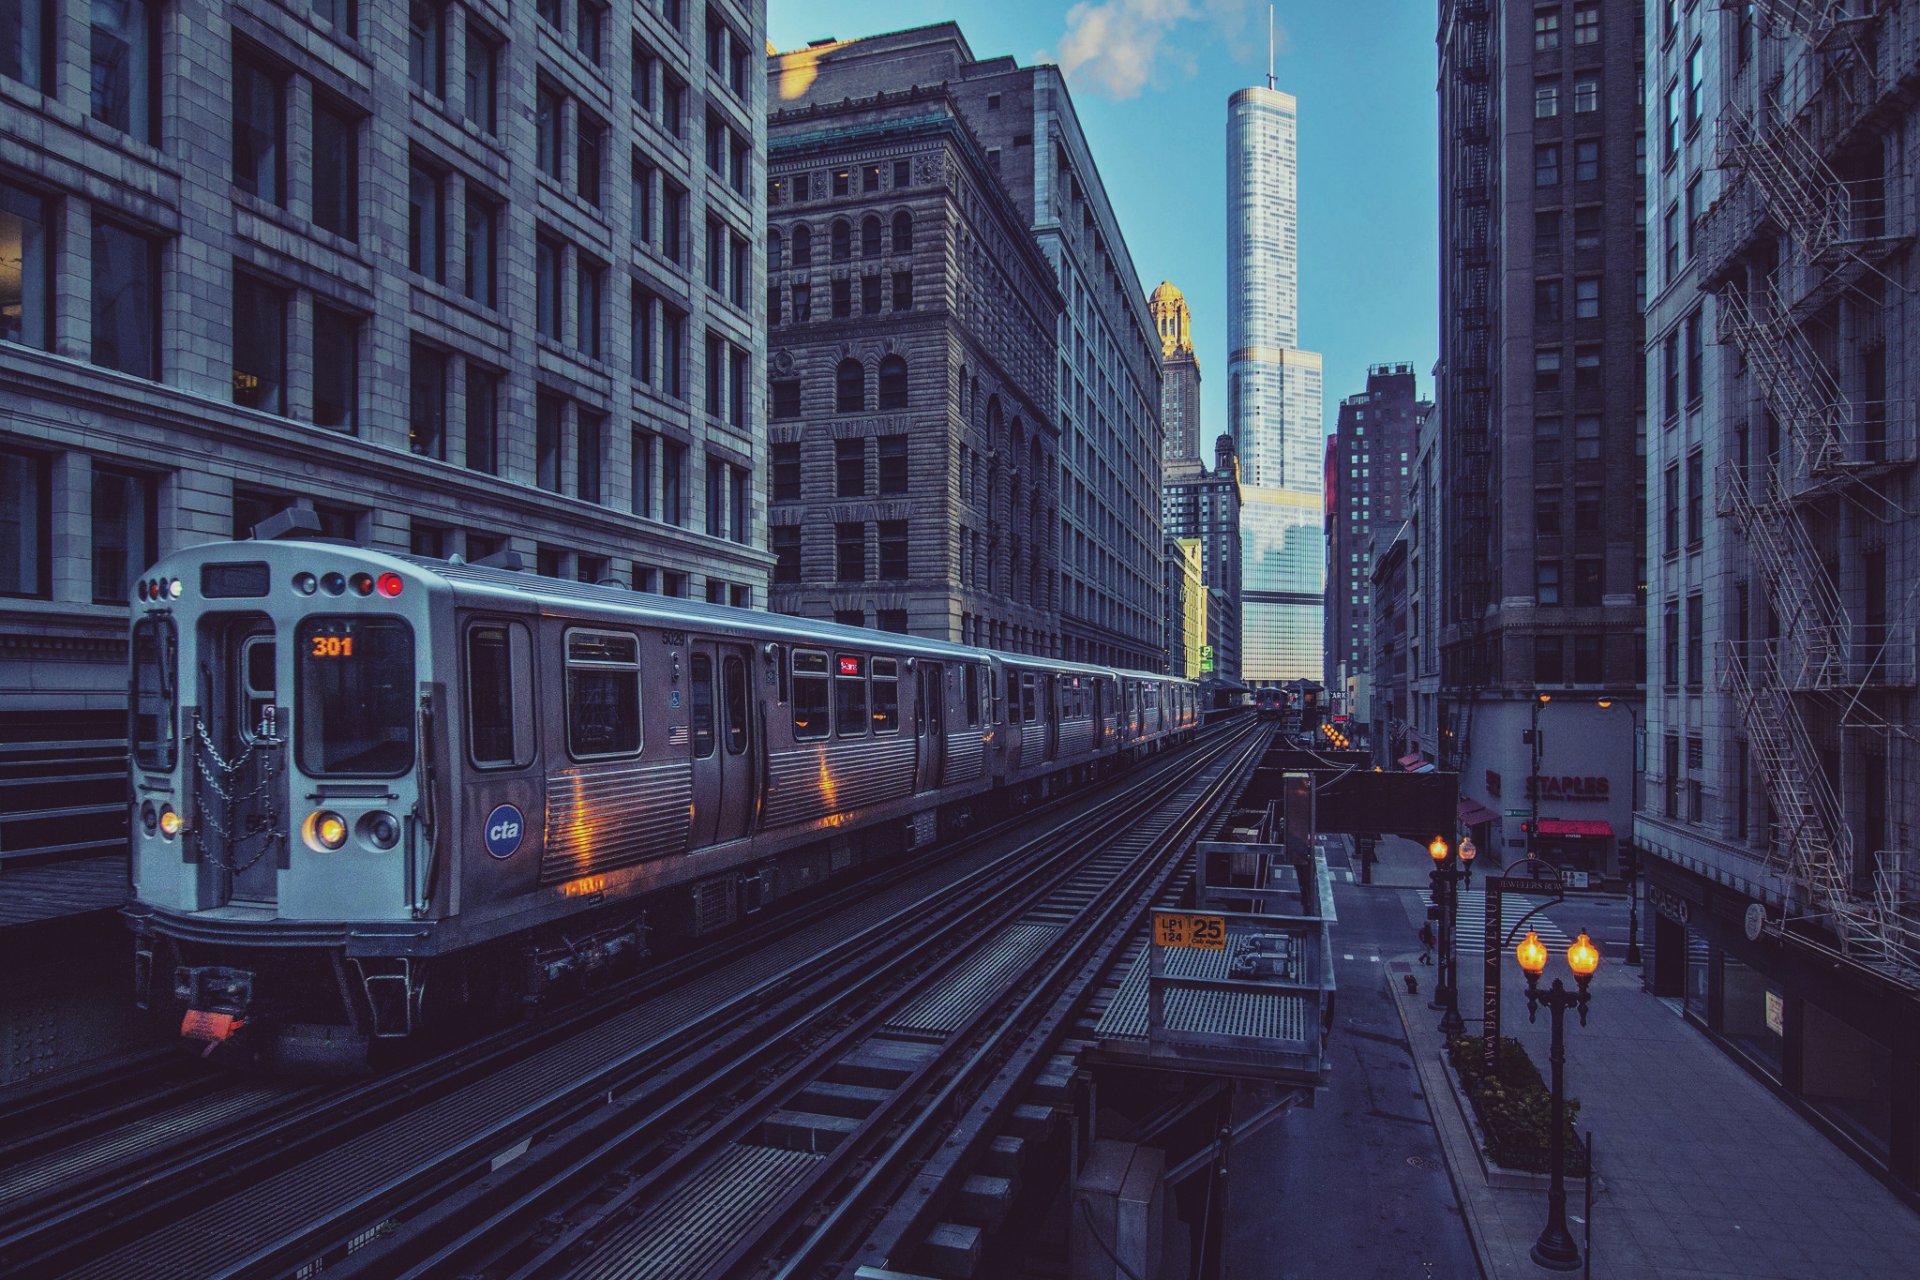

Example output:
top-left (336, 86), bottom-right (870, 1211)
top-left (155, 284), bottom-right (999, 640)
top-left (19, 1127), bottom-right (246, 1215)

top-left (1715, 283), bottom-right (1852, 478)
top-left (1716, 461), bottom-right (1851, 689)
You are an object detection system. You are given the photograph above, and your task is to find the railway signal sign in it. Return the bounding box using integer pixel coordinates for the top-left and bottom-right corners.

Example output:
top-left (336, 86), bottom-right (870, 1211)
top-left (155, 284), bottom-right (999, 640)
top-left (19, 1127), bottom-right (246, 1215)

top-left (1154, 911), bottom-right (1227, 950)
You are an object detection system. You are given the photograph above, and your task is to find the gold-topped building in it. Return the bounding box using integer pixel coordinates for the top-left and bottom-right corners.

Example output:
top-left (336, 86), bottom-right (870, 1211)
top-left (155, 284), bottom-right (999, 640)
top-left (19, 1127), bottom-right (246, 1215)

top-left (1150, 281), bottom-right (1203, 475)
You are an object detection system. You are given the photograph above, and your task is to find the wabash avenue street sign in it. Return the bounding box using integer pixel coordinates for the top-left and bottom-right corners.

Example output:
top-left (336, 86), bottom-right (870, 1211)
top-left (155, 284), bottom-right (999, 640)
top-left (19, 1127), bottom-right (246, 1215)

top-left (1482, 859), bottom-right (1566, 1075)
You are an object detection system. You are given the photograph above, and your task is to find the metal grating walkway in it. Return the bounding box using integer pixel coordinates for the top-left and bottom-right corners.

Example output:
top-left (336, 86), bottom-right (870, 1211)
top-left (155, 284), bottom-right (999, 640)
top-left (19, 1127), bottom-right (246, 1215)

top-left (884, 923), bottom-right (1060, 1036)
top-left (570, 1143), bottom-right (823, 1280)
top-left (1095, 948), bottom-right (1310, 1043)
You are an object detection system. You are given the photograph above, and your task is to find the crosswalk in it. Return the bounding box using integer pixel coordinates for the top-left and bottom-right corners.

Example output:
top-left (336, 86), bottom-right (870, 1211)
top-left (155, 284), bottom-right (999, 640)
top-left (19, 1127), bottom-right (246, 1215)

top-left (1418, 889), bottom-right (1572, 955)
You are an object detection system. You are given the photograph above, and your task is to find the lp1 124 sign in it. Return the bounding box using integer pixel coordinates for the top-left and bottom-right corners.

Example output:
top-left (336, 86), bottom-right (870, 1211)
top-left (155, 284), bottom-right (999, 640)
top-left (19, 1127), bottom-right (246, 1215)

top-left (1154, 912), bottom-right (1227, 950)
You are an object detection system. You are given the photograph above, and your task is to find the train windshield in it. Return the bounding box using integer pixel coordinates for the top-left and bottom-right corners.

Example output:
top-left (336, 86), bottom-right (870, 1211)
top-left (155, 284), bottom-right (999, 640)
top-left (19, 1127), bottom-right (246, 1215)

top-left (131, 618), bottom-right (177, 771)
top-left (296, 616), bottom-right (415, 777)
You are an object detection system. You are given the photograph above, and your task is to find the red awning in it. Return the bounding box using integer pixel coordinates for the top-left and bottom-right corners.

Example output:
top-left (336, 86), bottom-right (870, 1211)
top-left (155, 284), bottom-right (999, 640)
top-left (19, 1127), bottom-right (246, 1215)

top-left (1398, 753), bottom-right (1427, 771)
top-left (1458, 798), bottom-right (1501, 827)
top-left (1538, 819), bottom-right (1614, 839)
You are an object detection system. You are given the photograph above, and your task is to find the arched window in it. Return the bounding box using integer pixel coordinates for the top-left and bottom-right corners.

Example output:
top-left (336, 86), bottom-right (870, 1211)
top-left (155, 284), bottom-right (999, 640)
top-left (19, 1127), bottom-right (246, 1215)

top-left (892, 210), bottom-right (914, 252)
top-left (768, 229), bottom-right (783, 271)
top-left (792, 224), bottom-right (812, 266)
top-left (861, 215), bottom-right (882, 257)
top-left (835, 358), bottom-right (866, 412)
top-left (1010, 416), bottom-right (1026, 460)
top-left (830, 218), bottom-right (851, 262)
top-left (877, 354), bottom-right (908, 409)
top-left (958, 364), bottom-right (971, 415)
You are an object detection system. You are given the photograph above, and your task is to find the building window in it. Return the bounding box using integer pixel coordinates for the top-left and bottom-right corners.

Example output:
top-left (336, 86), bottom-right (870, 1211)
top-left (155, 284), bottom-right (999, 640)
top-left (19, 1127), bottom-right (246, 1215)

top-left (1685, 176), bottom-right (1701, 260)
top-left (892, 210), bottom-right (914, 252)
top-left (1573, 634), bottom-right (1601, 683)
top-left (1684, 309), bottom-right (1703, 403)
top-left (0, 181), bottom-right (49, 350)
top-left (1535, 144), bottom-right (1559, 187)
top-left (408, 341), bottom-right (446, 458)
top-left (1535, 348), bottom-right (1561, 393)
top-left (661, 438), bottom-right (687, 524)
top-left (835, 436), bottom-right (865, 498)
top-left (310, 97), bottom-right (359, 241)
top-left (577, 412), bottom-right (603, 503)
top-left (631, 429), bottom-right (654, 517)
top-left (728, 345), bottom-right (747, 428)
top-left (1572, 3), bottom-right (1597, 43)
top-left (631, 284), bottom-right (654, 385)
top-left (576, 0), bottom-right (604, 63)
top-left (1535, 487), bottom-right (1562, 534)
top-left (1534, 7), bottom-right (1559, 50)
top-left (408, 0), bottom-right (445, 94)
top-left (1574, 348), bottom-right (1600, 393)
top-left (1686, 593), bottom-right (1704, 687)
top-left (1536, 561), bottom-right (1562, 606)
top-left (1664, 80), bottom-right (1681, 159)
top-left (1686, 42), bottom-right (1705, 127)
top-left (464, 20), bottom-right (497, 131)
top-left (1662, 202), bottom-right (1679, 282)
top-left (770, 378), bottom-right (801, 421)
top-left (466, 365), bottom-right (498, 473)
top-left (877, 354), bottom-right (908, 409)
top-left (535, 232), bottom-right (563, 340)
top-left (408, 158), bottom-right (444, 283)
top-left (312, 303), bottom-right (358, 432)
top-left (861, 214), bottom-right (882, 257)
top-left (878, 435), bottom-right (908, 493)
top-left (1535, 210), bottom-right (1561, 257)
top-left (0, 448), bottom-right (49, 598)
top-left (1662, 328), bottom-right (1681, 421)
top-left (1686, 450), bottom-right (1703, 545)
top-left (1573, 414), bottom-right (1601, 460)
top-left (463, 190), bottom-right (496, 307)
top-left (1535, 79), bottom-right (1559, 118)
top-left (91, 220), bottom-right (158, 379)
top-left (536, 390), bottom-right (564, 493)
top-left (1574, 139), bottom-right (1600, 183)
top-left (1573, 205), bottom-right (1600, 250)
top-left (836, 358), bottom-right (865, 412)
top-left (91, 0), bottom-right (156, 141)
top-left (772, 525), bottom-right (800, 583)
top-left (892, 270), bottom-right (913, 311)
top-left (661, 303), bottom-right (686, 398)
top-left (536, 80), bottom-right (564, 181)
top-left (231, 272), bottom-right (287, 412)
top-left (703, 332), bottom-right (724, 417)
top-left (1, 0), bottom-right (50, 91)
top-left (1573, 484), bottom-right (1600, 533)
top-left (831, 278), bottom-right (851, 319)
top-left (662, 180), bottom-right (687, 264)
top-left (1574, 559), bottom-right (1602, 606)
top-left (1535, 636), bottom-right (1563, 684)
top-left (1573, 77), bottom-right (1597, 112)
top-left (1535, 279), bottom-right (1563, 323)
top-left (730, 234), bottom-right (748, 309)
top-left (577, 111), bottom-right (606, 207)
top-left (576, 257), bottom-right (604, 359)
top-left (835, 521), bottom-right (865, 581)
top-left (232, 49), bottom-right (286, 206)
top-left (91, 466), bottom-right (154, 603)
top-left (1663, 462), bottom-right (1681, 555)
top-left (861, 273), bottom-right (882, 315)
top-left (878, 520), bottom-right (908, 579)
top-left (1574, 277), bottom-right (1599, 319)
top-left (771, 441), bottom-right (800, 500)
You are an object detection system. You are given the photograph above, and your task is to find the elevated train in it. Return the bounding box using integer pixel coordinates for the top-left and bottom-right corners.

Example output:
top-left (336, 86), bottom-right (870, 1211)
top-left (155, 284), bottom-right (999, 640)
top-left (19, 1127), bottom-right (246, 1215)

top-left (125, 538), bottom-right (1199, 1065)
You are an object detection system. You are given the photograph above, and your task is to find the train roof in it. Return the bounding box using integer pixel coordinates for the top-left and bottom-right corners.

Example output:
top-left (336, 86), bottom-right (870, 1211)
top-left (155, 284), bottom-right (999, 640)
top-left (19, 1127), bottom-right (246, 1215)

top-left (157, 539), bottom-right (1188, 687)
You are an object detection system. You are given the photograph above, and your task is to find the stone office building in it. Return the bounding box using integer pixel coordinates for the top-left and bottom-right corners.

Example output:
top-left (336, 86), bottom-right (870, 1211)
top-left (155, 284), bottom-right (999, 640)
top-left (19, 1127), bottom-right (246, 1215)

top-left (1163, 432), bottom-right (1244, 683)
top-left (0, 1), bottom-right (771, 860)
top-left (761, 63), bottom-right (1062, 649)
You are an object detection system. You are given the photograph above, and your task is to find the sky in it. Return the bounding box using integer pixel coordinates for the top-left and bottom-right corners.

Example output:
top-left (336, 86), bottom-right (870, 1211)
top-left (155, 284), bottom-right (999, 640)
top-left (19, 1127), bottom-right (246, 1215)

top-left (767, 0), bottom-right (1441, 437)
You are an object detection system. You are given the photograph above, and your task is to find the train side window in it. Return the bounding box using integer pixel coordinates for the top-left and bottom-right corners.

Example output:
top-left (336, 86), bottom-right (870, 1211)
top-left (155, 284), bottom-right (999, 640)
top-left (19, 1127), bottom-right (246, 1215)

top-left (466, 620), bottom-right (534, 768)
top-left (689, 652), bottom-right (716, 758)
top-left (793, 649), bottom-right (829, 740)
top-left (871, 657), bottom-right (900, 734)
top-left (964, 664), bottom-right (980, 728)
top-left (834, 652), bottom-right (868, 737)
top-left (1021, 672), bottom-right (1037, 722)
top-left (565, 629), bottom-right (642, 759)
top-left (722, 654), bottom-right (749, 755)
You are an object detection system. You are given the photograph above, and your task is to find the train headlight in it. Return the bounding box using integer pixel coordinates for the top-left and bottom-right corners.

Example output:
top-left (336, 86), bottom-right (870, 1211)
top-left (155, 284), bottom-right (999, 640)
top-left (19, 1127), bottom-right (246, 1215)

top-left (305, 810), bottom-right (349, 851)
top-left (158, 805), bottom-right (182, 839)
top-left (358, 811), bottom-right (401, 850)
top-left (167, 579), bottom-right (183, 599)
top-left (140, 800), bottom-right (157, 835)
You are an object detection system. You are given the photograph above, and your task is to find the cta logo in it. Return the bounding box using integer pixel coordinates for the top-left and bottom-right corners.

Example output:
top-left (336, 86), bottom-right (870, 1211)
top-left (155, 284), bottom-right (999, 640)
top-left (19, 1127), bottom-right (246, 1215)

top-left (484, 804), bottom-right (525, 859)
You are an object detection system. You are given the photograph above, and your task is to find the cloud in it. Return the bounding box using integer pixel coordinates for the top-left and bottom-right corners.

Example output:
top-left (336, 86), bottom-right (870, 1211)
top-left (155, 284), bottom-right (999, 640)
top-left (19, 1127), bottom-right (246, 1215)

top-left (1051, 1), bottom-right (1286, 100)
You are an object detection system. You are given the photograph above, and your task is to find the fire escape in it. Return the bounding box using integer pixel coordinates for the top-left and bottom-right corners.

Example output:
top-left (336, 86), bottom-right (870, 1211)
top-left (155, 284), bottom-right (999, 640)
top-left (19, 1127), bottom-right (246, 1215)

top-left (1700, 0), bottom-right (1920, 978)
top-left (1443, 0), bottom-right (1494, 771)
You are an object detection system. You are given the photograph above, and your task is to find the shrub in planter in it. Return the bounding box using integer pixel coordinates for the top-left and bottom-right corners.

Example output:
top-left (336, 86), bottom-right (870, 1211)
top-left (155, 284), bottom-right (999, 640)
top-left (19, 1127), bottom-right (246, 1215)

top-left (1447, 1035), bottom-right (1588, 1175)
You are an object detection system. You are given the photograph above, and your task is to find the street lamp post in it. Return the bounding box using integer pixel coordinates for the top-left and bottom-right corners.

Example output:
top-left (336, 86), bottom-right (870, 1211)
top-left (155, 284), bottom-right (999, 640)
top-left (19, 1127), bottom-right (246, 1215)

top-left (1598, 697), bottom-right (1643, 966)
top-left (1516, 928), bottom-right (1601, 1273)
top-left (1429, 836), bottom-right (1467, 1036)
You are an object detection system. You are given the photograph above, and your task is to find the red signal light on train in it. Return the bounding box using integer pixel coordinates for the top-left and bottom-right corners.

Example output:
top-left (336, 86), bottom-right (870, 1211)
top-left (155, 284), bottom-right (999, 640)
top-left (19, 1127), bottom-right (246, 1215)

top-left (376, 572), bottom-right (404, 598)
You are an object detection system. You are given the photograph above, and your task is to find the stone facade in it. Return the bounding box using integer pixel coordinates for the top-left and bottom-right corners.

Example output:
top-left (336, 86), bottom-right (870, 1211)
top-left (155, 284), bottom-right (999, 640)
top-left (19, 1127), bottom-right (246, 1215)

top-left (0, 1), bottom-right (770, 781)
top-left (1163, 432), bottom-right (1244, 683)
top-left (1150, 280), bottom-right (1202, 472)
top-left (1323, 362), bottom-right (1427, 702)
top-left (1165, 535), bottom-right (1204, 679)
top-left (761, 76), bottom-right (1061, 649)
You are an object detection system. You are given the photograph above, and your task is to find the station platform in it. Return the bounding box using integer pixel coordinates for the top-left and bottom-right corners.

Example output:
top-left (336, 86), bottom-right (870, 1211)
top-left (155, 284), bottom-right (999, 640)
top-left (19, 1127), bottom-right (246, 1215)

top-left (0, 854), bottom-right (128, 933)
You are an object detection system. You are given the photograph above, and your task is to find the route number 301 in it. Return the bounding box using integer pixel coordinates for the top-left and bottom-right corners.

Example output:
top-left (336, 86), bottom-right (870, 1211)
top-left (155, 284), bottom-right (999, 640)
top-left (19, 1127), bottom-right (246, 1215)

top-left (1154, 912), bottom-right (1227, 950)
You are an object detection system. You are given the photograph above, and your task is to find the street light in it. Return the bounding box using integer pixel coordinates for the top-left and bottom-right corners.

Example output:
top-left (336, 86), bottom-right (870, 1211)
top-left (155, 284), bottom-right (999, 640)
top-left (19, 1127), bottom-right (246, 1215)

top-left (1515, 928), bottom-right (1601, 1273)
top-left (1428, 836), bottom-right (1466, 1036)
top-left (1459, 835), bottom-right (1476, 888)
top-left (1597, 698), bottom-right (1644, 966)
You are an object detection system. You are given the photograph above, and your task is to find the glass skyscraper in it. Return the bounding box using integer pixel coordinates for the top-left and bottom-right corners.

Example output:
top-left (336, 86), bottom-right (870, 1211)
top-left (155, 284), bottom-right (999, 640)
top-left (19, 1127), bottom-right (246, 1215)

top-left (1227, 86), bottom-right (1324, 682)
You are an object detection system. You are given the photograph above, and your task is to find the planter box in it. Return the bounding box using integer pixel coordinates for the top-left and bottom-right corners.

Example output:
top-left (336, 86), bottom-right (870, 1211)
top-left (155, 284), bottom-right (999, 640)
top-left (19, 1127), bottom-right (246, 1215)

top-left (1438, 1050), bottom-right (1559, 1192)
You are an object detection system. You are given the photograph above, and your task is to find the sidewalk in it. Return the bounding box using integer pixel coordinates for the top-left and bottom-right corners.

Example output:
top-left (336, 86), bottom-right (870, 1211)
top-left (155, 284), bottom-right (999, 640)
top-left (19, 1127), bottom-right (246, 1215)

top-left (1377, 867), bottom-right (1920, 1277)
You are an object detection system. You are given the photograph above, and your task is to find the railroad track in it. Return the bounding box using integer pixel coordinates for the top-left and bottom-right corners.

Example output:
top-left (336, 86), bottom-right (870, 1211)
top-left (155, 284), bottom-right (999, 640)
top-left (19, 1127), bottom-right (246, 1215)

top-left (5, 720), bottom-right (1259, 1280)
top-left (322, 720), bottom-right (1269, 1280)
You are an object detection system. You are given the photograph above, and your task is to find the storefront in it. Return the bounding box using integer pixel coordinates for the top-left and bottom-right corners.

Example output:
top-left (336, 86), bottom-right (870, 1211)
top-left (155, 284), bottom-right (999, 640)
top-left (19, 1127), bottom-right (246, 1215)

top-left (1533, 818), bottom-right (1617, 884)
top-left (1646, 856), bottom-right (1920, 1199)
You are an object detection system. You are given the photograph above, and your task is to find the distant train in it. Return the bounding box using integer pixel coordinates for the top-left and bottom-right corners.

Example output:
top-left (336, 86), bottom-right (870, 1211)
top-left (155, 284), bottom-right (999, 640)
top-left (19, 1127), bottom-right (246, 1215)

top-left (125, 537), bottom-right (1200, 1066)
top-left (1254, 688), bottom-right (1285, 720)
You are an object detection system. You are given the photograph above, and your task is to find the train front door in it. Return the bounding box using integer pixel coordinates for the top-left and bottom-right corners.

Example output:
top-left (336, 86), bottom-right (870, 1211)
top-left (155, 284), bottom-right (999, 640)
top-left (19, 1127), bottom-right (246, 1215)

top-left (202, 619), bottom-right (283, 905)
top-left (688, 642), bottom-right (754, 847)
top-left (916, 661), bottom-right (945, 790)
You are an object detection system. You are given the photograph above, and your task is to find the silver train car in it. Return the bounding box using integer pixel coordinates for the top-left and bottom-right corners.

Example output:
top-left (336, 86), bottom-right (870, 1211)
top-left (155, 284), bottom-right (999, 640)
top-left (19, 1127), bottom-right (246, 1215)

top-left (125, 537), bottom-right (1199, 1063)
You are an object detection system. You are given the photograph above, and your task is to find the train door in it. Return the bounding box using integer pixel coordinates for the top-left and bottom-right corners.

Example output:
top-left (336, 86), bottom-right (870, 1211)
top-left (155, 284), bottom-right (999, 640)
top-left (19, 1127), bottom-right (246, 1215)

top-left (689, 641), bottom-right (754, 847)
top-left (1045, 676), bottom-right (1060, 758)
top-left (196, 620), bottom-right (284, 906)
top-left (916, 660), bottom-right (944, 790)
top-left (1091, 679), bottom-right (1106, 750)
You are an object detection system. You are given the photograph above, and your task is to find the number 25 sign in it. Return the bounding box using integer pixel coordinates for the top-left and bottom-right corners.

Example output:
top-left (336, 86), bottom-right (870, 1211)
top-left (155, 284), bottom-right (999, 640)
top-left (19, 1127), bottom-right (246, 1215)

top-left (1154, 912), bottom-right (1227, 950)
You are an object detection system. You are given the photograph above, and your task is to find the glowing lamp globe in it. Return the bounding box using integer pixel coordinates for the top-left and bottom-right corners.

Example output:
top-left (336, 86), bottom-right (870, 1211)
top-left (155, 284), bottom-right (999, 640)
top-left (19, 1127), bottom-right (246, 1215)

top-left (1516, 930), bottom-right (1549, 977)
top-left (1428, 836), bottom-right (1449, 863)
top-left (1568, 932), bottom-right (1601, 978)
top-left (1459, 837), bottom-right (1477, 863)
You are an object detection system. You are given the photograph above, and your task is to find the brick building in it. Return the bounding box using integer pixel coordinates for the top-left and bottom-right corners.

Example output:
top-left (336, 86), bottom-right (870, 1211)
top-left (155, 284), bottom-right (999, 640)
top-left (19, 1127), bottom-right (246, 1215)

top-left (760, 70), bottom-right (1062, 647)
top-left (0, 0), bottom-right (768, 861)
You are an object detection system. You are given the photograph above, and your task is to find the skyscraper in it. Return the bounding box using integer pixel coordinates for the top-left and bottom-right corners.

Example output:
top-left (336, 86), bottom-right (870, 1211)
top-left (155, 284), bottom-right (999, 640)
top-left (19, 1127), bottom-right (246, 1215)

top-left (1151, 281), bottom-right (1203, 473)
top-left (1228, 85), bottom-right (1325, 682)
